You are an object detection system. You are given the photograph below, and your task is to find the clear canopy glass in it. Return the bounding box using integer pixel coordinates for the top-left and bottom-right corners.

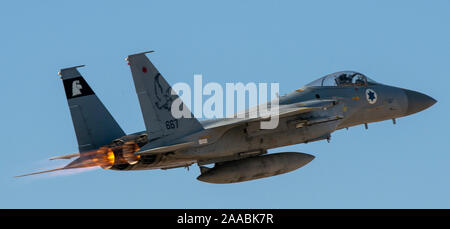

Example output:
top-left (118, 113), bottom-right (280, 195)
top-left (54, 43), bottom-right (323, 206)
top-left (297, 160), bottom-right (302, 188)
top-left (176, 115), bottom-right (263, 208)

top-left (305, 71), bottom-right (378, 87)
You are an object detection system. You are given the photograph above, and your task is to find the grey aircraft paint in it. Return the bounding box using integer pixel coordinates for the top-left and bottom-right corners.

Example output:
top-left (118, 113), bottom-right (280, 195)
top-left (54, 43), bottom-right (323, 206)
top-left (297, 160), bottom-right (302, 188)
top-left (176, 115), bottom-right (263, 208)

top-left (17, 52), bottom-right (437, 183)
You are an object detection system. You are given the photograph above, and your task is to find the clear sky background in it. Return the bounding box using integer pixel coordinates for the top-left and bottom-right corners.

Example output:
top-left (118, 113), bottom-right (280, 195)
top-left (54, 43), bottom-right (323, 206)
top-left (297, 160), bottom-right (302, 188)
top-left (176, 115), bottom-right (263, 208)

top-left (1, 0), bottom-right (448, 208)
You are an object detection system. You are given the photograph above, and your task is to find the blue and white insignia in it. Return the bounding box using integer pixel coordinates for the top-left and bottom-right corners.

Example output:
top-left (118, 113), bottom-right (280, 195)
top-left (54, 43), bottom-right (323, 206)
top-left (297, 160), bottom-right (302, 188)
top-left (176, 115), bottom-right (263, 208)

top-left (365, 89), bottom-right (377, 104)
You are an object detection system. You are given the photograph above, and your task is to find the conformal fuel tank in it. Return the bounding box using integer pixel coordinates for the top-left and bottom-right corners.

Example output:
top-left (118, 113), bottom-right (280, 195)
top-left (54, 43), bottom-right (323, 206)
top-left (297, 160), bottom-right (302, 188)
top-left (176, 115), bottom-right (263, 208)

top-left (197, 152), bottom-right (315, 184)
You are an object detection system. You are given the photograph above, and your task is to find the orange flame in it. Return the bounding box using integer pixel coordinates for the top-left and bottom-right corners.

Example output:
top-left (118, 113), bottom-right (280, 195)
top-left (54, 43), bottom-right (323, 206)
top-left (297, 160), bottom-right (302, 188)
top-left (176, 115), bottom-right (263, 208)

top-left (17, 140), bottom-right (144, 178)
top-left (74, 140), bottom-right (141, 169)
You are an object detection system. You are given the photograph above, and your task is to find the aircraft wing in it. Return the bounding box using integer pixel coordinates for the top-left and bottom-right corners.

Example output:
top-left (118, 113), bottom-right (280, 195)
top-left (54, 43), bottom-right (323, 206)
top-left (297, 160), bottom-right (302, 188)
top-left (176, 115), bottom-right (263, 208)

top-left (202, 99), bottom-right (337, 129)
top-left (134, 99), bottom-right (338, 156)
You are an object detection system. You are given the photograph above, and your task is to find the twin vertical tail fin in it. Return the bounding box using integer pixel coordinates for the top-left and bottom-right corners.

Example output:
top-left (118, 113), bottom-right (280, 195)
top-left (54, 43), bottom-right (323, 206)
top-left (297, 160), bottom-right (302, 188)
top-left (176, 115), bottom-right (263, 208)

top-left (16, 67), bottom-right (127, 178)
top-left (126, 51), bottom-right (203, 141)
top-left (59, 66), bottom-right (126, 153)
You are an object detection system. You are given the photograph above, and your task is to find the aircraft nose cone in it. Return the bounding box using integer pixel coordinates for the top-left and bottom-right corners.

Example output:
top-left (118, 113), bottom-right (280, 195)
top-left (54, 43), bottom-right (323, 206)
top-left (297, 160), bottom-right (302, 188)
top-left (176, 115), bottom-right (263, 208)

top-left (403, 89), bottom-right (437, 116)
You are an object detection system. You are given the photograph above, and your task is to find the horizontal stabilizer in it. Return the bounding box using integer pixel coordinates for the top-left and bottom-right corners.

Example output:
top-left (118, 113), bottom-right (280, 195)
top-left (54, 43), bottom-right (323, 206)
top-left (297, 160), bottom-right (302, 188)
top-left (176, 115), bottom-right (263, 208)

top-left (49, 153), bottom-right (80, 160)
top-left (17, 151), bottom-right (114, 178)
top-left (15, 168), bottom-right (65, 178)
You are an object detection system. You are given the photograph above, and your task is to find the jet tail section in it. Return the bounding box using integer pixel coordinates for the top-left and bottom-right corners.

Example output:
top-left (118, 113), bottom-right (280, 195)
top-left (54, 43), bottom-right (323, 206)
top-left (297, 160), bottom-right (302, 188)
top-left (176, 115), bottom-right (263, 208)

top-left (126, 51), bottom-right (203, 141)
top-left (59, 66), bottom-right (126, 153)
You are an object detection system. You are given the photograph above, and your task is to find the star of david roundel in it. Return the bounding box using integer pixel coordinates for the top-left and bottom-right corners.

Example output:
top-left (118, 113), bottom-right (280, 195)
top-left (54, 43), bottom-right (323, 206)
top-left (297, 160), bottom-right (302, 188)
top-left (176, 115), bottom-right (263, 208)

top-left (365, 89), bottom-right (377, 104)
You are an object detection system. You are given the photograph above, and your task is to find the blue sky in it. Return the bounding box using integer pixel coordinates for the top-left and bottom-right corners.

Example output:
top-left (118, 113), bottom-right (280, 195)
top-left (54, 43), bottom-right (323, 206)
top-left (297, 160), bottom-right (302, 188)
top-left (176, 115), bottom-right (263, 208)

top-left (1, 0), bottom-right (448, 208)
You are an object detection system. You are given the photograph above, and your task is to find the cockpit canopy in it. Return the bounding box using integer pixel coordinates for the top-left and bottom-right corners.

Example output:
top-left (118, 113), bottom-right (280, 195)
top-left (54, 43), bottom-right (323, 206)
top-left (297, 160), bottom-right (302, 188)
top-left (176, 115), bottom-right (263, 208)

top-left (305, 71), bottom-right (378, 87)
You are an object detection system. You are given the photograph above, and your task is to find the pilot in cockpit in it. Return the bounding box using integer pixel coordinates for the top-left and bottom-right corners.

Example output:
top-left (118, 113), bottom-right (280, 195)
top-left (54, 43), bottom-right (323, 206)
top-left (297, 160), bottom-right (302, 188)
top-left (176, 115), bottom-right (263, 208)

top-left (354, 77), bottom-right (365, 86)
top-left (304, 71), bottom-right (376, 88)
top-left (336, 73), bottom-right (352, 86)
top-left (351, 73), bottom-right (366, 86)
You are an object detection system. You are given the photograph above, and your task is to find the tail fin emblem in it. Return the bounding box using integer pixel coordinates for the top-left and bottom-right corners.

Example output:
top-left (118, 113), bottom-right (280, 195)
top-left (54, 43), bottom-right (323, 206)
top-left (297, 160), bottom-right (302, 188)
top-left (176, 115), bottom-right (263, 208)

top-left (154, 73), bottom-right (174, 111)
top-left (72, 80), bottom-right (83, 96)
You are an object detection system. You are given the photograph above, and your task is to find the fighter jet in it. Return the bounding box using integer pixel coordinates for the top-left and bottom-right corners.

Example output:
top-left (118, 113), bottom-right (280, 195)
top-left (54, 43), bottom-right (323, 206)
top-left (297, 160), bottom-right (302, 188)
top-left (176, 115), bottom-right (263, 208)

top-left (17, 51), bottom-right (437, 183)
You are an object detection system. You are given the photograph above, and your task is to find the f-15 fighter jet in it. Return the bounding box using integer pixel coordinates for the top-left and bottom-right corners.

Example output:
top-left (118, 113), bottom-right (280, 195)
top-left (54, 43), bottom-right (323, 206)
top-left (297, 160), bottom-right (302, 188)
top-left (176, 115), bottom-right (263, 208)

top-left (17, 51), bottom-right (436, 183)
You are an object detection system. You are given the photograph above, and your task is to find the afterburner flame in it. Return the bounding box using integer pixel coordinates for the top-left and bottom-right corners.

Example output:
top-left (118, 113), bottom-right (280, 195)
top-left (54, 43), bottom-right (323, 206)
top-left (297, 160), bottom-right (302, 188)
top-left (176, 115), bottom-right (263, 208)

top-left (70, 140), bottom-right (142, 169)
top-left (17, 139), bottom-right (144, 178)
top-left (93, 146), bottom-right (116, 169)
top-left (122, 141), bottom-right (141, 165)
top-left (106, 149), bottom-right (115, 165)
